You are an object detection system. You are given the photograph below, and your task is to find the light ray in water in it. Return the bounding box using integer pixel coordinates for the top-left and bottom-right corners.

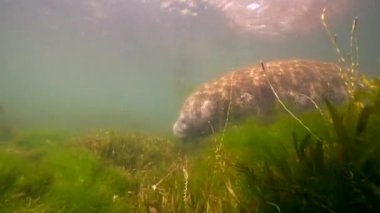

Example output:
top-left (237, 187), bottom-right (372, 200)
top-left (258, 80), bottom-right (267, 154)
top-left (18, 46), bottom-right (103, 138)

top-left (157, 0), bottom-right (352, 37)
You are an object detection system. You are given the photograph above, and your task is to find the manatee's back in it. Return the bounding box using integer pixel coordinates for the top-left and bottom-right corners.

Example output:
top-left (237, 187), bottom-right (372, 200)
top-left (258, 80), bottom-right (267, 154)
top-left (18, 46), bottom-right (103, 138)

top-left (251, 59), bottom-right (348, 111)
top-left (173, 59), bottom-right (350, 140)
top-left (200, 59), bottom-right (348, 116)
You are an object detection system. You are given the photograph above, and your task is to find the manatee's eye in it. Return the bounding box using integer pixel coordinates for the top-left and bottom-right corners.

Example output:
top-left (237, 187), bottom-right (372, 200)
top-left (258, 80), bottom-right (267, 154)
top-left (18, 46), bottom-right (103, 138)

top-left (178, 118), bottom-right (189, 128)
top-left (180, 119), bottom-right (187, 126)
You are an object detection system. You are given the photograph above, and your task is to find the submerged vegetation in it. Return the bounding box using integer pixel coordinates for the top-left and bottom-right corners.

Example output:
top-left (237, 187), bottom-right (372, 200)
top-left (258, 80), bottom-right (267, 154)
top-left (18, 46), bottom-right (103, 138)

top-left (1, 8), bottom-right (379, 213)
top-left (0, 80), bottom-right (379, 212)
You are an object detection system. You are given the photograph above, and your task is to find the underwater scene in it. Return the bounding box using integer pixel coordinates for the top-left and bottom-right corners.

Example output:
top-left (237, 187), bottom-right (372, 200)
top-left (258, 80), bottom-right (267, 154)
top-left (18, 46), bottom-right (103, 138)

top-left (0, 0), bottom-right (380, 212)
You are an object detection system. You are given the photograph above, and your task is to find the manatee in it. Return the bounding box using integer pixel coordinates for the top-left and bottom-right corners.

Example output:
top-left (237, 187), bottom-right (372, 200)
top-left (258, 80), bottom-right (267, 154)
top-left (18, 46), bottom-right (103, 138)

top-left (173, 59), bottom-right (352, 140)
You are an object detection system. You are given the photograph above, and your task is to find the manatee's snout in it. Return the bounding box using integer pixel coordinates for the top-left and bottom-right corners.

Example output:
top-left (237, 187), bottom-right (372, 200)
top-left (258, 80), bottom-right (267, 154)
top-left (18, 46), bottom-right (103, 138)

top-left (172, 117), bottom-right (188, 140)
top-left (173, 98), bottom-right (217, 140)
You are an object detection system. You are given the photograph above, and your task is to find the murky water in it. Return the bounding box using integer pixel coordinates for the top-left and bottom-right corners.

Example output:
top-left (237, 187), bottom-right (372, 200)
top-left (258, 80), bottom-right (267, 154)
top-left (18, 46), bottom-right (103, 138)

top-left (0, 0), bottom-right (379, 134)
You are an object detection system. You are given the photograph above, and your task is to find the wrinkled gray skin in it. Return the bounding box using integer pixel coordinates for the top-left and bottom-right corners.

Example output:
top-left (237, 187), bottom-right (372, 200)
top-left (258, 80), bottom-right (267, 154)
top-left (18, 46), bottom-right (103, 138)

top-left (173, 59), bottom-right (352, 140)
top-left (173, 93), bottom-right (224, 140)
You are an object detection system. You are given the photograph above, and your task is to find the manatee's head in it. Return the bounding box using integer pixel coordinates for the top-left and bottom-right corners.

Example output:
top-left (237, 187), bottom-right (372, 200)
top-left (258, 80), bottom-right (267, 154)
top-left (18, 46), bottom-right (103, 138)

top-left (173, 93), bottom-right (218, 140)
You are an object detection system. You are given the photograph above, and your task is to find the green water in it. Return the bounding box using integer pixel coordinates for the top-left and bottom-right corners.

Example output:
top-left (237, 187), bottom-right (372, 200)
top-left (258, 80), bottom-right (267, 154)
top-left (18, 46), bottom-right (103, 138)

top-left (0, 0), bottom-right (379, 212)
top-left (0, 0), bottom-right (379, 132)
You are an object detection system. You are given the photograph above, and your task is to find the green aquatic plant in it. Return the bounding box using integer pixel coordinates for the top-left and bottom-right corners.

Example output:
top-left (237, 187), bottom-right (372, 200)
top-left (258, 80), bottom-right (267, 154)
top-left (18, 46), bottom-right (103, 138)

top-left (233, 80), bottom-right (380, 212)
top-left (78, 130), bottom-right (178, 172)
top-left (0, 86), bottom-right (378, 212)
top-left (0, 131), bottom-right (142, 212)
top-left (78, 130), bottom-right (191, 212)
